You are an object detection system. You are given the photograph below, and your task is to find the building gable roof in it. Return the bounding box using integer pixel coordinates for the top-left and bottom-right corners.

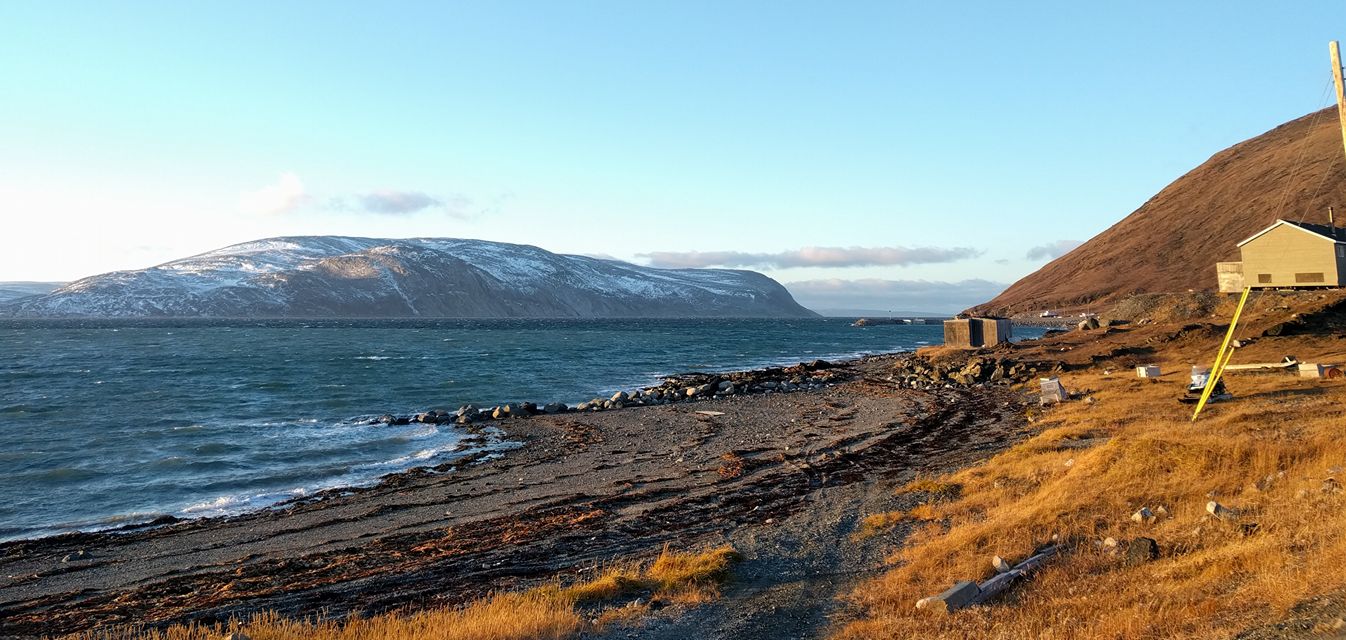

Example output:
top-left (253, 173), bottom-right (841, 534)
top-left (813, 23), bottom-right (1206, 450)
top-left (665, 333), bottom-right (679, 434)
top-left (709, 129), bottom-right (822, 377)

top-left (1236, 219), bottom-right (1345, 247)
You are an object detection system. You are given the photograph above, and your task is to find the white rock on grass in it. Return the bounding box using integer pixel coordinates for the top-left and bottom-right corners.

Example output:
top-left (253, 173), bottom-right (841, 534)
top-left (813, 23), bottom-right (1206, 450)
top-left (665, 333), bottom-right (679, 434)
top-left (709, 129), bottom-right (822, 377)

top-left (1131, 507), bottom-right (1156, 524)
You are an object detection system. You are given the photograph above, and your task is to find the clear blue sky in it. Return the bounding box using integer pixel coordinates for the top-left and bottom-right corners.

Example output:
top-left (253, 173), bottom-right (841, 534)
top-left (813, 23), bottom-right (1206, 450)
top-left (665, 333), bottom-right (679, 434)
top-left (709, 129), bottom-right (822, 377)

top-left (2, 2), bottom-right (1344, 312)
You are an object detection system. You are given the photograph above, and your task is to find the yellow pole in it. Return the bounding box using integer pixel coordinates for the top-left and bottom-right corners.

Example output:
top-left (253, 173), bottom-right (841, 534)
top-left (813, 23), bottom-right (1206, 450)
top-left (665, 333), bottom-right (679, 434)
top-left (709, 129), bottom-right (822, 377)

top-left (1192, 287), bottom-right (1251, 421)
top-left (1331, 42), bottom-right (1346, 160)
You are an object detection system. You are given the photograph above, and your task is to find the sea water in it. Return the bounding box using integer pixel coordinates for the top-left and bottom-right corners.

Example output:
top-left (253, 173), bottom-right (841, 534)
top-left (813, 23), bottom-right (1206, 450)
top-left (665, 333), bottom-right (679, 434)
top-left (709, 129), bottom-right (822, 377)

top-left (0, 318), bottom-right (1041, 541)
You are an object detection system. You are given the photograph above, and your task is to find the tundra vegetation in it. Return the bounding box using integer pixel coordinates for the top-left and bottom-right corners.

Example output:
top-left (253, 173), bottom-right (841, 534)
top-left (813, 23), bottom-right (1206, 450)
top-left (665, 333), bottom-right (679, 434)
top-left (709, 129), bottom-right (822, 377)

top-left (835, 332), bottom-right (1346, 639)
top-left (74, 546), bottom-right (739, 640)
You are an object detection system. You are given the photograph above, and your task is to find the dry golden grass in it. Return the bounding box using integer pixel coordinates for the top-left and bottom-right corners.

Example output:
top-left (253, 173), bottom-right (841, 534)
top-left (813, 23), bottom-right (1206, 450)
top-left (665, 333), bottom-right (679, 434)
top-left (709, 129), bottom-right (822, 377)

top-left (79, 546), bottom-right (738, 640)
top-left (899, 476), bottom-right (962, 498)
top-left (645, 543), bottom-right (740, 600)
top-left (836, 352), bottom-right (1346, 640)
top-left (852, 511), bottom-right (907, 541)
top-left (905, 503), bottom-right (939, 521)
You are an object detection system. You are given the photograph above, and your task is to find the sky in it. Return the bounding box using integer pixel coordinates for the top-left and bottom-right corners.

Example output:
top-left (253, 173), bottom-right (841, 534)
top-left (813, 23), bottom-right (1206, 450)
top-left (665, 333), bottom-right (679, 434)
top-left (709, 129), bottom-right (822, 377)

top-left (2, 2), bottom-right (1345, 314)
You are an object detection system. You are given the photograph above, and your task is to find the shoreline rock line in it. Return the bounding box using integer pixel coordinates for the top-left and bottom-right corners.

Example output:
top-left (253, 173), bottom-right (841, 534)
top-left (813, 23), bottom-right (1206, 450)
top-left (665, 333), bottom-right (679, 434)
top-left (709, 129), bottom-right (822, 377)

top-left (367, 358), bottom-right (849, 427)
top-left (369, 348), bottom-right (1067, 429)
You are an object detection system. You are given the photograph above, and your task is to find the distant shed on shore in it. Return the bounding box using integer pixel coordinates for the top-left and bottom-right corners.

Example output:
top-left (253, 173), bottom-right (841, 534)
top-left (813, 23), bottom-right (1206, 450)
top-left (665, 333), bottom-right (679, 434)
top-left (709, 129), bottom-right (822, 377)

top-left (1218, 219), bottom-right (1346, 292)
top-left (944, 317), bottom-right (1012, 348)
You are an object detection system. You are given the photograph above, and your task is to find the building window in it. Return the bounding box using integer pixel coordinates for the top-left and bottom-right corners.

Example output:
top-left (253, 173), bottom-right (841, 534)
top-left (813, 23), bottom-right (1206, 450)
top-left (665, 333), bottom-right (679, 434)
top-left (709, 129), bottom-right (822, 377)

top-left (1295, 272), bottom-right (1325, 283)
top-left (1257, 273), bottom-right (1272, 283)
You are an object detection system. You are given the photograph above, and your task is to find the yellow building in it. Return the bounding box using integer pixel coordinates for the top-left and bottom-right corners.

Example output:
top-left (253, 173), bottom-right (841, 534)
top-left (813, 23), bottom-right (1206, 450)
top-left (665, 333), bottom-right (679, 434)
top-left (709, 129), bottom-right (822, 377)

top-left (1217, 219), bottom-right (1346, 292)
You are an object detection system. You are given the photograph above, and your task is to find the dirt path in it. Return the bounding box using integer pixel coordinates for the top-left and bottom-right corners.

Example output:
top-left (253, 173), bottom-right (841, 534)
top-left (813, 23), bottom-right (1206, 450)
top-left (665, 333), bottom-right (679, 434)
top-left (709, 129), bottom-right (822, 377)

top-left (590, 382), bottom-right (1025, 640)
top-left (0, 356), bottom-right (1033, 639)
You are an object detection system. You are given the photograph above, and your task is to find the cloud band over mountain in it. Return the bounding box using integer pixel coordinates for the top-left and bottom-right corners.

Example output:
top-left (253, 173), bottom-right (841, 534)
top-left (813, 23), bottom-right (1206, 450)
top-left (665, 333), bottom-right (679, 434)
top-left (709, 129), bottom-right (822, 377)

top-left (785, 278), bottom-right (1008, 314)
top-left (239, 173), bottom-right (479, 218)
top-left (638, 246), bottom-right (982, 269)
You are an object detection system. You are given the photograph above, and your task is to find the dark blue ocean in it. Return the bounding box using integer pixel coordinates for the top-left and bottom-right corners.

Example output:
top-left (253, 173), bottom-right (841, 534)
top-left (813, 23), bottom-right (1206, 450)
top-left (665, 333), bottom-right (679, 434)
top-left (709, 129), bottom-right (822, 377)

top-left (0, 319), bottom-right (1035, 541)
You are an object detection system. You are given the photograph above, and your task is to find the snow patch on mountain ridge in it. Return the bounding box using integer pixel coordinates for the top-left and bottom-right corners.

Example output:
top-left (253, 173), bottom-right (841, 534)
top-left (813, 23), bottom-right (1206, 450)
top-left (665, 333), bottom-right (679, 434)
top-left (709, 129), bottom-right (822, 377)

top-left (3, 236), bottom-right (815, 318)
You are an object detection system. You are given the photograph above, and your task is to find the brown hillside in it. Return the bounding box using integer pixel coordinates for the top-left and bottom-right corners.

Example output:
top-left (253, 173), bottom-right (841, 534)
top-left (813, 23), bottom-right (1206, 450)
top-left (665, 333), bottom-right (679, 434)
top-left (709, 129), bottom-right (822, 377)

top-left (973, 107), bottom-right (1346, 316)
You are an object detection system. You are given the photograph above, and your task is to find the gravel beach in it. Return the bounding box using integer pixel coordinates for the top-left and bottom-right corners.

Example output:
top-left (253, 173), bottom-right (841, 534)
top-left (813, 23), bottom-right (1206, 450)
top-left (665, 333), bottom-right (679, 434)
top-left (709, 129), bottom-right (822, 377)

top-left (0, 354), bottom-right (1036, 639)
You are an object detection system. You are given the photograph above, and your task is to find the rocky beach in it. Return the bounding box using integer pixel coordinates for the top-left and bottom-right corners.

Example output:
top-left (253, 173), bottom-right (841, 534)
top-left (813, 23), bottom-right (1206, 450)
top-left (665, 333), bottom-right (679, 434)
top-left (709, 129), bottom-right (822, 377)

top-left (0, 348), bottom-right (1048, 639)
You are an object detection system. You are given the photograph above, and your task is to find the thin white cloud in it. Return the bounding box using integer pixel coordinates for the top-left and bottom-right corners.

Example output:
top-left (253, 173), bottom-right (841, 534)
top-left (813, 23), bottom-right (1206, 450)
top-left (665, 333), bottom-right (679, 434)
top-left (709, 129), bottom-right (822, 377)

top-left (356, 190), bottom-right (442, 214)
top-left (1026, 240), bottom-right (1083, 260)
top-left (638, 246), bottom-right (982, 269)
top-left (328, 190), bottom-right (477, 218)
top-left (785, 278), bottom-right (1008, 315)
top-left (239, 172), bottom-right (308, 215)
top-left (238, 173), bottom-right (488, 219)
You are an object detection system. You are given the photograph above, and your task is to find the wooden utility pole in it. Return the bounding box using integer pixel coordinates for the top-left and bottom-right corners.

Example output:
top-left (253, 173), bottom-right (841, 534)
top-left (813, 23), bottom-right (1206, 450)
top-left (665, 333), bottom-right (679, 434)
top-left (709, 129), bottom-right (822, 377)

top-left (1330, 41), bottom-right (1346, 159)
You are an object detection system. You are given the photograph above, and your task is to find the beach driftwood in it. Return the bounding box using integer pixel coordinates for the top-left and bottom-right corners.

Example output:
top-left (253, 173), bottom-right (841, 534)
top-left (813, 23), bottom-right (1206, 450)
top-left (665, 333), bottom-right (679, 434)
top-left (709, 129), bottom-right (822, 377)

top-left (918, 545), bottom-right (1059, 613)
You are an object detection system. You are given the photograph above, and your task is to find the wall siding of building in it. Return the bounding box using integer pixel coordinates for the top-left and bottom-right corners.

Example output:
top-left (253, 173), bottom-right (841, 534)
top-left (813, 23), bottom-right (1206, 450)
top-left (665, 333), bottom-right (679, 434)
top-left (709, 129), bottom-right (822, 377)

top-left (977, 318), bottom-right (1013, 345)
top-left (943, 318), bottom-right (981, 348)
top-left (1240, 225), bottom-right (1343, 288)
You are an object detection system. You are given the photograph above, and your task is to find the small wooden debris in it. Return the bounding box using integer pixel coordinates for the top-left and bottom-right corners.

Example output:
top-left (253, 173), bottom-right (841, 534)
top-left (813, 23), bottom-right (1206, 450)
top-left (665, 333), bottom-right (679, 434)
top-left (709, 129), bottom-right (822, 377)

top-left (918, 546), bottom-right (1059, 613)
top-left (969, 546), bottom-right (1058, 605)
top-left (1206, 501), bottom-right (1238, 520)
top-left (991, 555), bottom-right (1012, 574)
top-left (1298, 363), bottom-right (1337, 379)
top-left (694, 410), bottom-right (726, 417)
top-left (926, 580), bottom-right (979, 613)
top-left (1222, 358), bottom-right (1297, 372)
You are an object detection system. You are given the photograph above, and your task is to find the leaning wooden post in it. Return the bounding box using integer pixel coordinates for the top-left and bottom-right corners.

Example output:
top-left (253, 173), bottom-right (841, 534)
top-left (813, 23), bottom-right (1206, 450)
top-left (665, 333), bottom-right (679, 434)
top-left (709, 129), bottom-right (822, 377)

top-left (1192, 286), bottom-right (1250, 421)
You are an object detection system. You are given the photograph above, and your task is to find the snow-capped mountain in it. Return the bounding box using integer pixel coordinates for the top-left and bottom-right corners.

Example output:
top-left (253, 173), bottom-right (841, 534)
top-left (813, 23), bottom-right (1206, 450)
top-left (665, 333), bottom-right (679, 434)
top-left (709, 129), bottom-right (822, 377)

top-left (0, 237), bottom-right (818, 318)
top-left (0, 282), bottom-right (64, 303)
